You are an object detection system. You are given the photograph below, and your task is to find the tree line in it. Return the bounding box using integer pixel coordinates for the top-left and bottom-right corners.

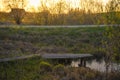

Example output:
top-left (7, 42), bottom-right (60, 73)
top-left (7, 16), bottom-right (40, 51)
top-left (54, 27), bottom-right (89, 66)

top-left (0, 0), bottom-right (119, 25)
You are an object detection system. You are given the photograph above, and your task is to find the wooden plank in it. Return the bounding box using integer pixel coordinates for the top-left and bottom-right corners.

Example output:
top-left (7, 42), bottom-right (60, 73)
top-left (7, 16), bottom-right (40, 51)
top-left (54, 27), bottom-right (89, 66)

top-left (41, 54), bottom-right (93, 59)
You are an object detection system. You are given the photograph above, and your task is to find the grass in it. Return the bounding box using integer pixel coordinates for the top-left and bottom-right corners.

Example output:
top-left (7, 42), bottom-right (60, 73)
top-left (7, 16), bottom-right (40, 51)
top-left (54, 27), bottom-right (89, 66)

top-left (0, 26), bottom-right (105, 58)
top-left (0, 57), bottom-right (43, 80)
top-left (0, 57), bottom-right (120, 80)
top-left (0, 26), bottom-right (120, 80)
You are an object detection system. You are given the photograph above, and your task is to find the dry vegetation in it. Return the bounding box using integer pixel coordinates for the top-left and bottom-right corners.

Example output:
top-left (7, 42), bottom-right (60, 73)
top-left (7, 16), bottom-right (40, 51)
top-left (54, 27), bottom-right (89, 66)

top-left (0, 58), bottom-right (120, 80)
top-left (0, 27), bottom-right (104, 58)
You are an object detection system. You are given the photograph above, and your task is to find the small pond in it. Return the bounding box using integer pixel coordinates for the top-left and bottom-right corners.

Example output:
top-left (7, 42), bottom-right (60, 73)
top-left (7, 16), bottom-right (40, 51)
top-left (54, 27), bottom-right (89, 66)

top-left (71, 59), bottom-right (120, 72)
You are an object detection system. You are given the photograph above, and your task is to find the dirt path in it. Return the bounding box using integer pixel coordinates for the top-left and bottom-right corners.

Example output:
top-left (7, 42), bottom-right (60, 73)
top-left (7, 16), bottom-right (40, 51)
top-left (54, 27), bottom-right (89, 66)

top-left (0, 24), bottom-right (110, 28)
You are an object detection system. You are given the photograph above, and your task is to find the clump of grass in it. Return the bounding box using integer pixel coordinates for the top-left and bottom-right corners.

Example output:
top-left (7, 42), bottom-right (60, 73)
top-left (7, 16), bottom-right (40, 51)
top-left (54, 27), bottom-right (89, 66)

top-left (39, 61), bottom-right (52, 74)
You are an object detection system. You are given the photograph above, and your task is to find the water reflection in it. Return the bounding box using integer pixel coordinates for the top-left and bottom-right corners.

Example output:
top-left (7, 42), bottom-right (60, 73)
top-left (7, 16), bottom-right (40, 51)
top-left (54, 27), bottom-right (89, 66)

top-left (71, 59), bottom-right (120, 72)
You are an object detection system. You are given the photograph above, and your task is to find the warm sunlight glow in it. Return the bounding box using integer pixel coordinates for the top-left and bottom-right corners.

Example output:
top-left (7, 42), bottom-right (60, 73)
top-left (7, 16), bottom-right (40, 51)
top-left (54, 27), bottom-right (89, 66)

top-left (102, 0), bottom-right (109, 5)
top-left (28, 0), bottom-right (40, 8)
top-left (26, 0), bottom-right (41, 12)
top-left (66, 0), bottom-right (80, 8)
top-left (0, 0), bottom-right (110, 12)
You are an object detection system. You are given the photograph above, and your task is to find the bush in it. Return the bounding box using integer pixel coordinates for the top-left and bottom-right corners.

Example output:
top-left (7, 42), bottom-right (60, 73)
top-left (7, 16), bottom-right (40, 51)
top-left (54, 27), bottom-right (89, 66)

top-left (53, 64), bottom-right (64, 72)
top-left (39, 61), bottom-right (52, 74)
top-left (53, 64), bottom-right (65, 77)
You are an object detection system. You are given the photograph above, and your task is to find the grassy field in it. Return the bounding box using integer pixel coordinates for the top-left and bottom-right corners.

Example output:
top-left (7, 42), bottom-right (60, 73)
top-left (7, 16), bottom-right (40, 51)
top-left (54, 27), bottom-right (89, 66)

top-left (0, 26), bottom-right (105, 58)
top-left (0, 26), bottom-right (120, 80)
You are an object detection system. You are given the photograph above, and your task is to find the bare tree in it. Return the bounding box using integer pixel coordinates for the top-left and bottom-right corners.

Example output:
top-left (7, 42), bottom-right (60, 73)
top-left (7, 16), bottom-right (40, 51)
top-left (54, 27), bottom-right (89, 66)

top-left (80, 0), bottom-right (104, 24)
top-left (37, 0), bottom-right (50, 25)
top-left (10, 8), bottom-right (25, 24)
top-left (5, 0), bottom-right (27, 24)
top-left (54, 0), bottom-right (68, 24)
top-left (53, 0), bottom-right (69, 14)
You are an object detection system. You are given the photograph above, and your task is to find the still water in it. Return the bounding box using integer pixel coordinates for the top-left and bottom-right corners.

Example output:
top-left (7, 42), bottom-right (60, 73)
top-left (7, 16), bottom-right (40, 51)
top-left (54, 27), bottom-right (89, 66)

top-left (71, 59), bottom-right (120, 72)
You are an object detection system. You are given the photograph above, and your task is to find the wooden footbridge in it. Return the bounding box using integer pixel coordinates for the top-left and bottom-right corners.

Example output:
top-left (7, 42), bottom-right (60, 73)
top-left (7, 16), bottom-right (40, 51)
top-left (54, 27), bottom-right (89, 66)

top-left (41, 54), bottom-right (93, 67)
top-left (0, 53), bottom-right (93, 67)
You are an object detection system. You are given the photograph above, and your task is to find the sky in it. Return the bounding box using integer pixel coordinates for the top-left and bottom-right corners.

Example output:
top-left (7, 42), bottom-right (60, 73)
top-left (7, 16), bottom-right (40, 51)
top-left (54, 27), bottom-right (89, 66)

top-left (0, 0), bottom-right (110, 12)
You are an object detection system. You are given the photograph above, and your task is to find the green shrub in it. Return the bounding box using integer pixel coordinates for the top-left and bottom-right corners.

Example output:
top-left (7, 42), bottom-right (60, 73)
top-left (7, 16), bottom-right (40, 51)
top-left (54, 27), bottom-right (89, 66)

top-left (53, 64), bottom-right (64, 72)
top-left (39, 61), bottom-right (52, 74)
top-left (53, 64), bottom-right (65, 77)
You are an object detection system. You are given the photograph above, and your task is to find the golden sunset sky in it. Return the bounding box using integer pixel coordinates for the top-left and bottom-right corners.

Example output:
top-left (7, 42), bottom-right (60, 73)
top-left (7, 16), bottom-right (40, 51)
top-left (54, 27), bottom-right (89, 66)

top-left (0, 0), bottom-right (109, 12)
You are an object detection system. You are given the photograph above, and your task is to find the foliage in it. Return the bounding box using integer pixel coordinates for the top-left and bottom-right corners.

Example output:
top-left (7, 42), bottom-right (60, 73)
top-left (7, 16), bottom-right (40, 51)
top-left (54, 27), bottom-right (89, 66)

top-left (39, 61), bottom-right (52, 74)
top-left (53, 64), bottom-right (65, 77)
top-left (10, 8), bottom-right (26, 24)
top-left (1, 10), bottom-right (119, 25)
top-left (0, 58), bottom-right (120, 80)
top-left (0, 0), bottom-right (119, 25)
top-left (102, 1), bottom-right (120, 74)
top-left (3, 0), bottom-right (27, 24)
top-left (100, 1), bottom-right (120, 80)
top-left (0, 57), bottom-right (42, 80)
top-left (53, 64), bottom-right (64, 71)
top-left (103, 26), bottom-right (120, 63)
